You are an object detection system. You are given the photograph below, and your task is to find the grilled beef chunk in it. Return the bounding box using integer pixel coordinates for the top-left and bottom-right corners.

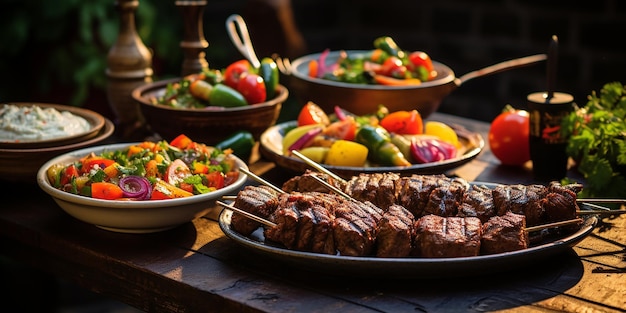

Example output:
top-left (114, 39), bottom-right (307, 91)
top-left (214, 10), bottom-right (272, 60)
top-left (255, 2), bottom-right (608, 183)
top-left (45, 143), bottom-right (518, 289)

top-left (481, 211), bottom-right (528, 254)
top-left (457, 184), bottom-right (496, 223)
top-left (413, 215), bottom-right (482, 258)
top-left (492, 184), bottom-right (546, 226)
top-left (542, 183), bottom-right (580, 222)
top-left (265, 192), bottom-right (338, 254)
top-left (333, 200), bottom-right (383, 256)
top-left (344, 172), bottom-right (399, 210)
top-left (423, 177), bottom-right (470, 217)
top-left (281, 170), bottom-right (346, 193)
top-left (264, 195), bottom-right (300, 249)
top-left (376, 204), bottom-right (415, 257)
top-left (231, 185), bottom-right (279, 236)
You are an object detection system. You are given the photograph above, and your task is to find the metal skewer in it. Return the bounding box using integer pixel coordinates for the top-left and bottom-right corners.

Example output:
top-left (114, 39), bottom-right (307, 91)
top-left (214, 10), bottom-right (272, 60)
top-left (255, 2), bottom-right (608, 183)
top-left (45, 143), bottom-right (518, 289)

top-left (309, 174), bottom-right (355, 202)
top-left (291, 150), bottom-right (347, 184)
top-left (217, 200), bottom-right (276, 228)
top-left (576, 209), bottom-right (626, 215)
top-left (238, 167), bottom-right (286, 194)
top-left (525, 218), bottom-right (583, 233)
top-left (577, 198), bottom-right (626, 204)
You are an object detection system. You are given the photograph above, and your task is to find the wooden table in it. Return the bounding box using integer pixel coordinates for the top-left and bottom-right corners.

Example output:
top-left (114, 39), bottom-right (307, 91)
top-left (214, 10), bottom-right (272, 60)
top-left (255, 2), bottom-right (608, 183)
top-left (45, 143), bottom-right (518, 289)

top-left (1, 112), bottom-right (624, 312)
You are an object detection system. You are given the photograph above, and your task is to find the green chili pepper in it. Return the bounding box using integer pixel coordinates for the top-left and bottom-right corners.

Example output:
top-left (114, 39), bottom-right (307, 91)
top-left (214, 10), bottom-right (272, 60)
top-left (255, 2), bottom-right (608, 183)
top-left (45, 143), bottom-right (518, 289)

top-left (373, 36), bottom-right (405, 59)
top-left (208, 84), bottom-right (248, 107)
top-left (260, 57), bottom-right (279, 100)
top-left (390, 133), bottom-right (414, 162)
top-left (355, 125), bottom-right (390, 152)
top-left (377, 142), bottom-right (411, 166)
top-left (215, 130), bottom-right (255, 161)
top-left (355, 125), bottom-right (411, 166)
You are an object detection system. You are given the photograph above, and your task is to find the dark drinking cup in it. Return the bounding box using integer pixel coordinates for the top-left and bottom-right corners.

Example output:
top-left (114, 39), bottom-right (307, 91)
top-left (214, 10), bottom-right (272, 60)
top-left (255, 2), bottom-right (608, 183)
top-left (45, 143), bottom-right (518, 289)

top-left (528, 92), bottom-right (574, 181)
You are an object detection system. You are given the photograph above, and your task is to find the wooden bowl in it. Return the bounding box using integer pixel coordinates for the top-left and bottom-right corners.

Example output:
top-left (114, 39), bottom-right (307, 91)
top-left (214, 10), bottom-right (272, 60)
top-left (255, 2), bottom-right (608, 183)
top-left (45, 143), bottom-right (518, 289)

top-left (0, 102), bottom-right (106, 149)
top-left (132, 79), bottom-right (288, 145)
top-left (0, 118), bottom-right (114, 183)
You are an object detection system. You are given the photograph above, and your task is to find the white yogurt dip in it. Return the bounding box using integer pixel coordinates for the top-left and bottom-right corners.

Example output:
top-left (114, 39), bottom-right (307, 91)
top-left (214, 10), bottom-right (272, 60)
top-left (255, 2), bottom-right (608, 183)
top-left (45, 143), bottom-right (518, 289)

top-left (0, 104), bottom-right (92, 142)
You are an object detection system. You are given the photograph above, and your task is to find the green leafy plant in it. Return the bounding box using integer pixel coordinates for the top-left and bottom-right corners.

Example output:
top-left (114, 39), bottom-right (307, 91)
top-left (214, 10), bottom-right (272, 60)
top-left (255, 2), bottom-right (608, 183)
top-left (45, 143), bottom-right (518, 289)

top-left (561, 82), bottom-right (626, 199)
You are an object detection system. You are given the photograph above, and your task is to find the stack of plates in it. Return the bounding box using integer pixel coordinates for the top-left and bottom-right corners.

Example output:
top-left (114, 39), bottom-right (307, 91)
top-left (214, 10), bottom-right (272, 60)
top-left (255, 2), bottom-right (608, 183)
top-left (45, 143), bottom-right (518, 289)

top-left (0, 102), bottom-right (115, 183)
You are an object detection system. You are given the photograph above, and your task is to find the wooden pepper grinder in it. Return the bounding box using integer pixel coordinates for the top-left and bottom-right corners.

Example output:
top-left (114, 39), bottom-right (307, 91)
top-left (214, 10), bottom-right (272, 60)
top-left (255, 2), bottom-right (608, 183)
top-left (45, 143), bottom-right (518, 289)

top-left (106, 0), bottom-right (153, 139)
top-left (177, 1), bottom-right (209, 76)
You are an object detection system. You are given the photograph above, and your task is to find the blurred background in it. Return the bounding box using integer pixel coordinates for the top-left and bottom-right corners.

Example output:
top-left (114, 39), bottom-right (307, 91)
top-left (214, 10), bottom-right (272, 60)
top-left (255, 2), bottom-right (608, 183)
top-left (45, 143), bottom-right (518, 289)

top-left (1, 0), bottom-right (625, 124)
top-left (0, 0), bottom-right (625, 311)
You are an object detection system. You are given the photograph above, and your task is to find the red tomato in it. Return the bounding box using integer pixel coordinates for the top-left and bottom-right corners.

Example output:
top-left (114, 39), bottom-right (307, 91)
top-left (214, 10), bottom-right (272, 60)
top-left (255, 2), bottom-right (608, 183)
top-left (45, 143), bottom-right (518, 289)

top-left (378, 56), bottom-right (408, 79)
top-left (204, 171), bottom-right (225, 189)
top-left (165, 159), bottom-right (192, 186)
top-left (236, 73), bottom-right (266, 104)
top-left (297, 101), bottom-right (330, 126)
top-left (60, 164), bottom-right (79, 185)
top-left (223, 59), bottom-right (252, 89)
top-left (489, 107), bottom-right (530, 166)
top-left (407, 51), bottom-right (435, 80)
top-left (323, 118), bottom-right (358, 141)
top-left (169, 134), bottom-right (192, 149)
top-left (223, 171), bottom-right (239, 187)
top-left (379, 110), bottom-right (424, 135)
top-left (81, 157), bottom-right (115, 174)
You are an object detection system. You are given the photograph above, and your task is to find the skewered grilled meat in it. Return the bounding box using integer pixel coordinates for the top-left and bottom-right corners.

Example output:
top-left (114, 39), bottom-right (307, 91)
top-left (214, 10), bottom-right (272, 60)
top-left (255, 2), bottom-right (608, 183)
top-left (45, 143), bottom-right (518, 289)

top-left (376, 204), bottom-right (415, 257)
top-left (231, 185), bottom-right (280, 236)
top-left (344, 172), bottom-right (400, 211)
top-left (413, 215), bottom-right (482, 258)
top-left (457, 184), bottom-right (496, 223)
top-left (263, 191), bottom-right (385, 256)
top-left (422, 177), bottom-right (470, 217)
top-left (282, 171), bottom-right (581, 227)
top-left (480, 211), bottom-right (528, 255)
top-left (264, 192), bottom-right (337, 254)
top-left (232, 172), bottom-right (585, 258)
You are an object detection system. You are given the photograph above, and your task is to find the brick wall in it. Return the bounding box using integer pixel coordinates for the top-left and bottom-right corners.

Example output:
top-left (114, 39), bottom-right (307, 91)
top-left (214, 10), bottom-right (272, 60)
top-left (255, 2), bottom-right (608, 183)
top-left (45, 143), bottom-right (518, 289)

top-left (204, 0), bottom-right (626, 121)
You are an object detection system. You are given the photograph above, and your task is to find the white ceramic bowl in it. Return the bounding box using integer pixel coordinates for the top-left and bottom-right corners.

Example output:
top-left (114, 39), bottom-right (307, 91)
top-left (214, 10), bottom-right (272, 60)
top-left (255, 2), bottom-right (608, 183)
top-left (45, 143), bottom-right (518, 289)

top-left (37, 143), bottom-right (248, 233)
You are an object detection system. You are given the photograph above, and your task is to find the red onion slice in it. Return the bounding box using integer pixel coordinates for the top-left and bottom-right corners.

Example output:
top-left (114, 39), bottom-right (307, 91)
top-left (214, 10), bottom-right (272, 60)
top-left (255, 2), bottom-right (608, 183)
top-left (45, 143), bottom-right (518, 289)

top-left (119, 176), bottom-right (152, 200)
top-left (287, 127), bottom-right (323, 152)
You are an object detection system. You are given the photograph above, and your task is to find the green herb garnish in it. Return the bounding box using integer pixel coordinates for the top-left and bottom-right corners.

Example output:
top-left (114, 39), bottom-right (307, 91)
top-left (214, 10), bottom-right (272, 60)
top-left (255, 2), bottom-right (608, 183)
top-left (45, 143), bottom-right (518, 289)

top-left (561, 82), bottom-right (626, 199)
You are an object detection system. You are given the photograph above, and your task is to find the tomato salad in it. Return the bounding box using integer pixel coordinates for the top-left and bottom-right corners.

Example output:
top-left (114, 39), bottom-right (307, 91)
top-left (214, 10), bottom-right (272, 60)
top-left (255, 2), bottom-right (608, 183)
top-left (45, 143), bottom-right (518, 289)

top-left (46, 134), bottom-right (240, 200)
top-left (284, 103), bottom-right (461, 167)
top-left (308, 36), bottom-right (437, 86)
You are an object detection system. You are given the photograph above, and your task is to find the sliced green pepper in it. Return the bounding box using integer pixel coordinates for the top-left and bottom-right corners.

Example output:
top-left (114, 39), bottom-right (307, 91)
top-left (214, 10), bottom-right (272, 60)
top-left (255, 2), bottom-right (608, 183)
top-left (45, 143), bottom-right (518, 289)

top-left (260, 57), bottom-right (279, 100)
top-left (355, 125), bottom-right (411, 166)
top-left (209, 84), bottom-right (248, 107)
top-left (355, 125), bottom-right (389, 152)
top-left (215, 131), bottom-right (255, 161)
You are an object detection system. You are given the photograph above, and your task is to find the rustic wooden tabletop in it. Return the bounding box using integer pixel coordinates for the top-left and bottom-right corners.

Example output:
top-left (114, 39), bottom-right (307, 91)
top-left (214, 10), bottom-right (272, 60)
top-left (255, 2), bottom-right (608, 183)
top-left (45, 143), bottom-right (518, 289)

top-left (1, 112), bottom-right (624, 313)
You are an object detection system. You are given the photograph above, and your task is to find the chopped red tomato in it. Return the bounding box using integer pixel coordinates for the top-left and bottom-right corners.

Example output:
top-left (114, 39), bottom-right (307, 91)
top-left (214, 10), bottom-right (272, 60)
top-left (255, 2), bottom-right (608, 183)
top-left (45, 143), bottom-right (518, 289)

top-left (223, 171), bottom-right (240, 186)
top-left (165, 159), bottom-right (192, 186)
top-left (204, 171), bottom-right (225, 189)
top-left (60, 164), bottom-right (79, 185)
top-left (81, 157), bottom-right (116, 174)
top-left (297, 101), bottom-right (330, 126)
top-left (323, 118), bottom-right (358, 141)
top-left (407, 51), bottom-right (435, 80)
top-left (170, 134), bottom-right (192, 149)
top-left (380, 110), bottom-right (424, 135)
